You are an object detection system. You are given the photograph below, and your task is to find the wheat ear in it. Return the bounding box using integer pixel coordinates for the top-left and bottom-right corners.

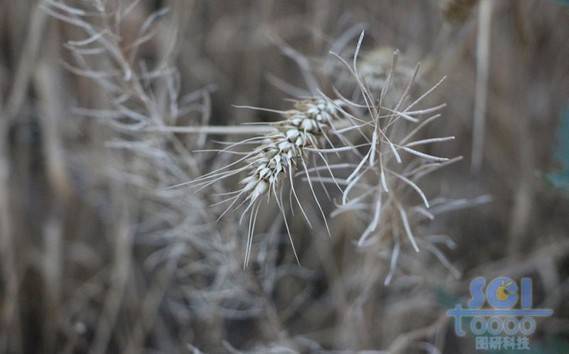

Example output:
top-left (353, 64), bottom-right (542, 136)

top-left (188, 97), bottom-right (348, 267)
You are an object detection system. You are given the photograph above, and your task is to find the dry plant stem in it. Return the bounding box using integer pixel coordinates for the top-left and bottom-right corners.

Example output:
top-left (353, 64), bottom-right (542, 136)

top-left (471, 0), bottom-right (493, 172)
top-left (0, 2), bottom-right (49, 352)
top-left (5, 1), bottom-right (48, 121)
top-left (90, 205), bottom-right (131, 354)
top-left (0, 102), bottom-right (20, 354)
top-left (147, 125), bottom-right (277, 135)
top-left (330, 32), bottom-right (470, 286)
top-left (124, 257), bottom-right (179, 354)
top-left (44, 2), bottom-right (218, 352)
top-left (36, 53), bottom-right (72, 352)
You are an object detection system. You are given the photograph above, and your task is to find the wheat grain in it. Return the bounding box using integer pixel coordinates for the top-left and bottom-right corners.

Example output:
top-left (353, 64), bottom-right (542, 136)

top-left (190, 96), bottom-right (349, 266)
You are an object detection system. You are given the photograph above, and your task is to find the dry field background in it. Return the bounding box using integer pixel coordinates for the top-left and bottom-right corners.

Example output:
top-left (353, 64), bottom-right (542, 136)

top-left (1, 0), bottom-right (569, 353)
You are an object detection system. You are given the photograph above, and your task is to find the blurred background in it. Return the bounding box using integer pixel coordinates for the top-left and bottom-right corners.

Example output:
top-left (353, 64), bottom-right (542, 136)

top-left (1, 0), bottom-right (569, 353)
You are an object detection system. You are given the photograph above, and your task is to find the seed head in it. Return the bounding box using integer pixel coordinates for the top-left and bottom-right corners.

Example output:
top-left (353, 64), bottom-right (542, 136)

top-left (239, 98), bottom-right (340, 203)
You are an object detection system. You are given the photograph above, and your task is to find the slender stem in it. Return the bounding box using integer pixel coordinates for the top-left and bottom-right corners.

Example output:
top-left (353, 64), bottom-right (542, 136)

top-left (471, 0), bottom-right (493, 172)
top-left (146, 125), bottom-right (277, 135)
